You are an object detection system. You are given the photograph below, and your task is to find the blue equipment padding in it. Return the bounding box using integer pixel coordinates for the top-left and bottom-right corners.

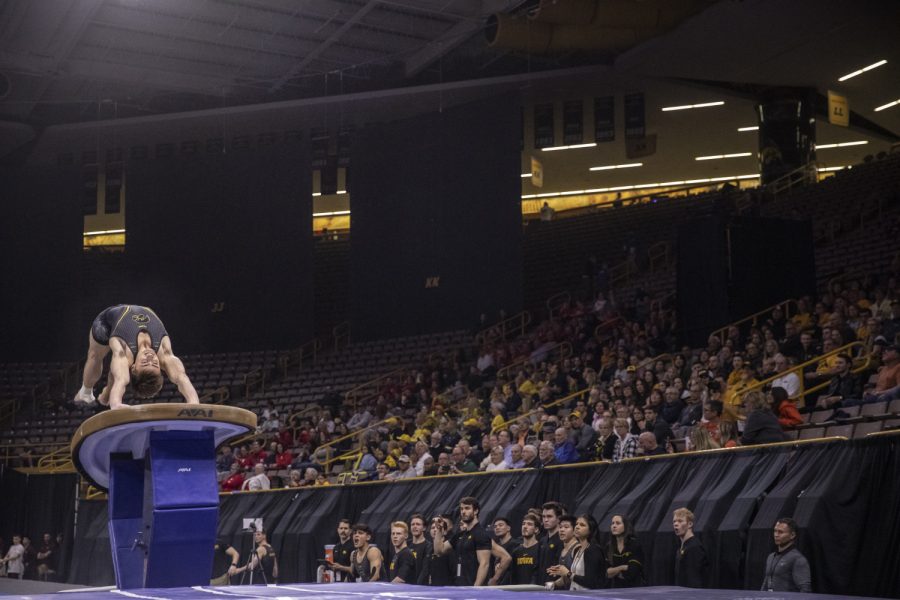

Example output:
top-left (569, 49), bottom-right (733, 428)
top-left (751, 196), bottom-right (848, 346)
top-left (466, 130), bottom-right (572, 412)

top-left (107, 454), bottom-right (146, 590)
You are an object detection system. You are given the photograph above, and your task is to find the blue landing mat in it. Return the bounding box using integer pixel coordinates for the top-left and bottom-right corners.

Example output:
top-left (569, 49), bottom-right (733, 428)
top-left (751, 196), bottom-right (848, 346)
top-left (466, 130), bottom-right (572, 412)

top-left (7, 583), bottom-right (888, 600)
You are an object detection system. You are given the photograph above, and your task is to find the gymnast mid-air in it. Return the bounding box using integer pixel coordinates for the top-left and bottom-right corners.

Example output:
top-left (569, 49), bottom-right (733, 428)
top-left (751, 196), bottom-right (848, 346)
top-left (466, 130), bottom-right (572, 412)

top-left (74, 304), bottom-right (199, 410)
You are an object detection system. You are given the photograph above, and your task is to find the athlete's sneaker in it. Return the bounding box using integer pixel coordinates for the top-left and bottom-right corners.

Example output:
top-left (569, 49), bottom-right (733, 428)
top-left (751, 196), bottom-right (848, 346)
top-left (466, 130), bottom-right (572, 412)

top-left (74, 388), bottom-right (96, 407)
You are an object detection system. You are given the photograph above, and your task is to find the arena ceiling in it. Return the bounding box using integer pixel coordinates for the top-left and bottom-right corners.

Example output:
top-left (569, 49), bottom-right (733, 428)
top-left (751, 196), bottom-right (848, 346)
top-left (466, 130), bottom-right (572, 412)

top-left (1, 0), bottom-right (898, 189)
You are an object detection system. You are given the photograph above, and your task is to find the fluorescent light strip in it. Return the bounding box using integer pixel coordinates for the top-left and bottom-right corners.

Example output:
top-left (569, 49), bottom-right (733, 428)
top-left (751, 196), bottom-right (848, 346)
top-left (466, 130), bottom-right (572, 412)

top-left (312, 210), bottom-right (351, 217)
top-left (542, 143), bottom-right (597, 152)
top-left (521, 173), bottom-right (531, 178)
top-left (838, 59), bottom-right (887, 82)
top-left (661, 101), bottom-right (724, 112)
top-left (521, 174), bottom-right (759, 199)
top-left (874, 99), bottom-right (900, 112)
top-left (817, 166), bottom-right (849, 172)
top-left (312, 190), bottom-right (347, 197)
top-left (737, 126), bottom-right (758, 132)
top-left (84, 228), bottom-right (126, 236)
top-left (695, 152), bottom-right (753, 161)
top-left (589, 162), bottom-right (643, 171)
top-left (815, 141), bottom-right (868, 149)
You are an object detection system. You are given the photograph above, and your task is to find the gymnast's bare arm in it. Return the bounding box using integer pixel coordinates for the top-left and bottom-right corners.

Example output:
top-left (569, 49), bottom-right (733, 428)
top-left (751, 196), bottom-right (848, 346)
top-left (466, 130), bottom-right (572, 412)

top-left (158, 337), bottom-right (200, 404)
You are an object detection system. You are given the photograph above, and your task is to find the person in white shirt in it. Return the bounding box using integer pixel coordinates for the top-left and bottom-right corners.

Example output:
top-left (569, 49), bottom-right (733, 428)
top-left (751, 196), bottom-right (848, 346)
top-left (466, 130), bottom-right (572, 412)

top-left (484, 446), bottom-right (509, 472)
top-left (0, 535), bottom-right (25, 579)
top-left (386, 455), bottom-right (418, 480)
top-left (242, 463), bottom-right (271, 491)
top-left (770, 354), bottom-right (800, 398)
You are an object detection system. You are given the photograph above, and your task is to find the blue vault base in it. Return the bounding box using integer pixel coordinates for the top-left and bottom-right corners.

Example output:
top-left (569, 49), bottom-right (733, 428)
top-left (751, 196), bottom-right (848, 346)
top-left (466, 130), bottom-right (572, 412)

top-left (4, 583), bottom-right (888, 600)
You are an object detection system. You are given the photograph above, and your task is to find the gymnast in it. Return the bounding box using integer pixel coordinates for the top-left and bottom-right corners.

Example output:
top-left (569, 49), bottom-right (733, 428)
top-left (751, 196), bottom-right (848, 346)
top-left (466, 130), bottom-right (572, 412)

top-left (73, 304), bottom-right (199, 410)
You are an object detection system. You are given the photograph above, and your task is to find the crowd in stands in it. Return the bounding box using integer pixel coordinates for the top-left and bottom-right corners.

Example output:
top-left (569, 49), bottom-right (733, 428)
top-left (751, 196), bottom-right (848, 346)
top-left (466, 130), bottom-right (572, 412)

top-left (214, 265), bottom-right (900, 490)
top-left (0, 532), bottom-right (62, 580)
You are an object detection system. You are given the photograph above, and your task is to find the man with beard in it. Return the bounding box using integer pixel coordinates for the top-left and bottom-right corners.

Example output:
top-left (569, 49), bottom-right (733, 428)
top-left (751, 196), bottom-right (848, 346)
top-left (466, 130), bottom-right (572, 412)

top-left (349, 524), bottom-right (383, 582)
top-left (511, 514), bottom-right (542, 585)
top-left (433, 496), bottom-right (492, 586)
top-left (388, 522), bottom-right (417, 583)
top-left (326, 519), bottom-right (355, 582)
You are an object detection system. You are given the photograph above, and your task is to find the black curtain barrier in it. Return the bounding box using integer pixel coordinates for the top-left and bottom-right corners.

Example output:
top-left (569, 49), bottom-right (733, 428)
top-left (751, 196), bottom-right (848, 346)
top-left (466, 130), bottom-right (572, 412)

top-left (52, 436), bottom-right (900, 597)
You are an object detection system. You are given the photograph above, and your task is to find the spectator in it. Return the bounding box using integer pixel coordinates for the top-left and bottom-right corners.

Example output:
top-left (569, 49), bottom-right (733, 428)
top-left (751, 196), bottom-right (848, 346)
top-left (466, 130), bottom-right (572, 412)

top-left (449, 445), bottom-right (478, 473)
top-left (35, 533), bottom-right (58, 581)
top-left (484, 446), bottom-right (509, 472)
top-left (553, 427), bottom-right (580, 464)
top-left (563, 411), bottom-right (593, 459)
top-left (595, 420), bottom-right (617, 461)
top-left (741, 391), bottom-right (786, 445)
top-left (286, 469), bottom-right (303, 488)
top-left (612, 418), bottom-right (637, 462)
top-left (660, 387), bottom-right (685, 425)
top-left (507, 444), bottom-right (526, 469)
top-left (638, 431), bottom-right (667, 456)
top-left (521, 444), bottom-right (541, 468)
top-left (771, 387), bottom-right (803, 428)
top-left (718, 421), bottom-right (740, 448)
top-left (539, 440), bottom-right (558, 467)
top-left (688, 426), bottom-right (720, 451)
top-left (0, 535), bottom-right (24, 579)
top-left (221, 463), bottom-right (245, 492)
top-left (242, 463), bottom-right (271, 491)
top-left (863, 344), bottom-right (900, 403)
top-left (216, 446), bottom-right (236, 474)
top-left (388, 454), bottom-right (418, 480)
top-left (770, 354), bottom-right (801, 399)
top-left (606, 514), bottom-right (645, 587)
top-left (642, 406), bottom-right (674, 447)
top-left (700, 401), bottom-right (723, 444)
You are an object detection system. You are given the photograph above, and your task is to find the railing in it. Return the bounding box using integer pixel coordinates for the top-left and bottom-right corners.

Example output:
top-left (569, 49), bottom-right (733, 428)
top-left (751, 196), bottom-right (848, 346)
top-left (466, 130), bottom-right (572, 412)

top-left (594, 315), bottom-right (625, 339)
top-left (609, 258), bottom-right (637, 288)
top-left (344, 365), bottom-right (408, 409)
top-left (647, 241), bottom-right (670, 273)
top-left (0, 397), bottom-right (20, 430)
top-left (474, 311), bottom-right (532, 346)
top-left (737, 341), bottom-right (870, 405)
top-left (491, 387), bottom-right (590, 434)
top-left (201, 386), bottom-right (230, 405)
top-left (711, 298), bottom-right (797, 345)
top-left (546, 291), bottom-right (571, 321)
top-left (333, 321), bottom-right (351, 353)
top-left (279, 338), bottom-right (324, 378)
top-left (766, 163), bottom-right (818, 198)
top-left (243, 368), bottom-right (266, 398)
top-left (496, 341), bottom-right (573, 380)
top-left (36, 444), bottom-right (74, 473)
top-left (287, 404), bottom-right (321, 437)
top-left (315, 418), bottom-right (392, 472)
top-left (650, 291), bottom-right (675, 314)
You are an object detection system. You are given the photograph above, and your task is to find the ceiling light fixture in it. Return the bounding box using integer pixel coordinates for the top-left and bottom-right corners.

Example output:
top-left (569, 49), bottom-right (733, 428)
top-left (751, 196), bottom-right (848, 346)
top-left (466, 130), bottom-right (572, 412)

top-left (817, 166), bottom-right (849, 172)
top-left (695, 152), bottom-right (753, 161)
top-left (838, 59), bottom-right (887, 82)
top-left (312, 210), bottom-right (351, 217)
top-left (589, 162), bottom-right (643, 171)
top-left (542, 143), bottom-right (597, 151)
top-left (521, 173), bottom-right (531, 178)
top-left (521, 174), bottom-right (759, 199)
top-left (874, 98), bottom-right (900, 112)
top-left (661, 101), bottom-right (725, 112)
top-left (815, 141), bottom-right (868, 149)
top-left (737, 126), bottom-right (758, 132)
top-left (84, 228), bottom-right (126, 237)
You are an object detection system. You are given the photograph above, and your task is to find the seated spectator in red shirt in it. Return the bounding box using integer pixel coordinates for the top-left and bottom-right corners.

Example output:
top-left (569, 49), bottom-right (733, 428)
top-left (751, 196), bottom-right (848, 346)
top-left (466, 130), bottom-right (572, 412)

top-left (221, 463), bottom-right (245, 492)
top-left (274, 443), bottom-right (293, 469)
top-left (247, 440), bottom-right (268, 465)
top-left (771, 386), bottom-right (803, 428)
top-left (700, 401), bottom-right (723, 444)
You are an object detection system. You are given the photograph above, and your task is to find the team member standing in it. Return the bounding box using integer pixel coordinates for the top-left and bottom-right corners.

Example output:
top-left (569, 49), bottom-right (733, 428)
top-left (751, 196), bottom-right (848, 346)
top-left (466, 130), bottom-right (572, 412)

top-left (327, 519), bottom-right (355, 582)
top-left (510, 514), bottom-right (542, 585)
top-left (419, 516), bottom-right (455, 586)
top-left (549, 515), bottom-right (605, 590)
top-left (538, 502), bottom-right (565, 584)
top-left (433, 496), bottom-right (492, 586)
top-left (762, 518), bottom-right (812, 592)
top-left (672, 508), bottom-right (707, 588)
top-left (388, 522), bottom-right (417, 583)
top-left (349, 524), bottom-right (383, 582)
top-left (606, 514), bottom-right (644, 587)
top-left (545, 516), bottom-right (579, 590)
top-left (234, 528), bottom-right (277, 585)
top-left (210, 539), bottom-right (239, 585)
top-left (491, 517), bottom-right (518, 585)
top-left (408, 514), bottom-right (431, 583)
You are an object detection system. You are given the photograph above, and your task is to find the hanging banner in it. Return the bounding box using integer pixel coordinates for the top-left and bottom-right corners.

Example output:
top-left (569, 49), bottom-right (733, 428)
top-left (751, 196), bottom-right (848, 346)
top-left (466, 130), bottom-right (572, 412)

top-left (531, 156), bottom-right (544, 188)
top-left (827, 90), bottom-right (849, 127)
top-left (624, 92), bottom-right (646, 138)
top-left (594, 96), bottom-right (615, 142)
top-left (563, 100), bottom-right (584, 144)
top-left (534, 103), bottom-right (555, 149)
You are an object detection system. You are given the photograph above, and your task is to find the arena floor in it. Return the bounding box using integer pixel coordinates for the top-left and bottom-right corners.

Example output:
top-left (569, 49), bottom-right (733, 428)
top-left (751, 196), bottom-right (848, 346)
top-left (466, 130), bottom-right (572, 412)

top-left (0, 582), bottom-right (888, 600)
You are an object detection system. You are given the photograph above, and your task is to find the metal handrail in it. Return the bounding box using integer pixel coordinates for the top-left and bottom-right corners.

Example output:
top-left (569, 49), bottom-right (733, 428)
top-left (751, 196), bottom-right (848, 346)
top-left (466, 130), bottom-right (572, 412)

top-left (344, 365), bottom-right (408, 408)
top-left (36, 444), bottom-right (74, 473)
top-left (594, 315), bottom-right (625, 339)
top-left (201, 386), bottom-right (230, 404)
top-left (279, 338), bottom-right (324, 378)
top-left (711, 298), bottom-right (797, 345)
top-left (648, 241), bottom-right (670, 273)
top-left (496, 341), bottom-right (573, 380)
top-left (546, 291), bottom-right (571, 321)
top-left (288, 404), bottom-right (321, 438)
top-left (474, 311), bottom-right (532, 346)
top-left (737, 341), bottom-right (869, 404)
top-left (491, 387), bottom-right (590, 434)
top-left (315, 417), bottom-right (393, 457)
top-left (333, 321), bottom-right (351, 352)
top-left (650, 291), bottom-right (675, 314)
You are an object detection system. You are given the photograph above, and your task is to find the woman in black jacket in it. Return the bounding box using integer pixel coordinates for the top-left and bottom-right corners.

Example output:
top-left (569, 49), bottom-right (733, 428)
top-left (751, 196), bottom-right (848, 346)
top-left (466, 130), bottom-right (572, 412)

top-left (606, 514), bottom-right (645, 587)
top-left (741, 390), bottom-right (786, 445)
top-left (550, 514), bottom-right (606, 590)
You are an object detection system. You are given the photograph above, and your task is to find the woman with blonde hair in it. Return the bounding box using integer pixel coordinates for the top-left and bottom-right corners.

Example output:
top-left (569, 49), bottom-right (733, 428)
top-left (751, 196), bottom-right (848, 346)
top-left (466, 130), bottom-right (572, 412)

top-left (741, 390), bottom-right (786, 445)
top-left (688, 426), bottom-right (721, 451)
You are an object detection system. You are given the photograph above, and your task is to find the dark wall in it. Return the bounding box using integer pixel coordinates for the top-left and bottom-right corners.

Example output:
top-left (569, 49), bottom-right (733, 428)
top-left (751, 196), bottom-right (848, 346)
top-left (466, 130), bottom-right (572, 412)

top-left (677, 216), bottom-right (730, 347)
top-left (125, 142), bottom-right (313, 353)
top-left (62, 436), bottom-right (900, 597)
top-left (350, 94), bottom-right (523, 341)
top-left (0, 166), bottom-right (83, 361)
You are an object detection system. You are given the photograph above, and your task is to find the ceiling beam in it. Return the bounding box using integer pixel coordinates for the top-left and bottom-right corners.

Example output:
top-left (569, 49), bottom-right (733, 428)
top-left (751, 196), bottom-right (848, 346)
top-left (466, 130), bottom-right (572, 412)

top-left (269, 0), bottom-right (381, 92)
